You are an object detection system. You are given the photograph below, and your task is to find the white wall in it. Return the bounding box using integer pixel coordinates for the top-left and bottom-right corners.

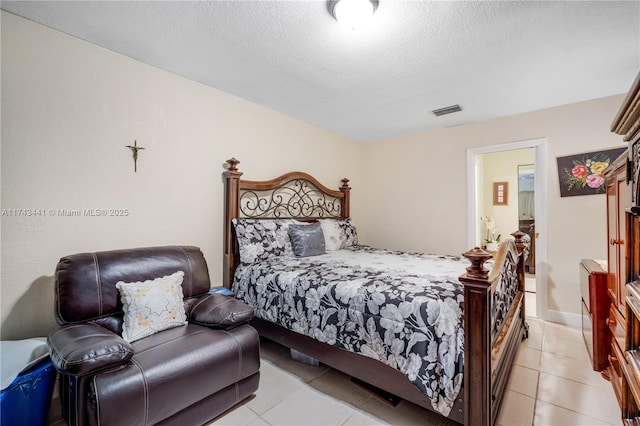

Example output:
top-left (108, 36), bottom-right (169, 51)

top-left (0, 12), bottom-right (364, 339)
top-left (1, 11), bottom-right (630, 338)
top-left (358, 95), bottom-right (626, 317)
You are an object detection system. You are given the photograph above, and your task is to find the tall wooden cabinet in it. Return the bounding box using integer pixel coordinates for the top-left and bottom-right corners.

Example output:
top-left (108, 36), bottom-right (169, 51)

top-left (605, 150), bottom-right (631, 403)
top-left (624, 212), bottom-right (640, 421)
top-left (609, 70), bottom-right (640, 422)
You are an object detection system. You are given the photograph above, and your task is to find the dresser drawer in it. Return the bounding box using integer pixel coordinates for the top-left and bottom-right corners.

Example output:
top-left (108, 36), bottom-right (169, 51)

top-left (609, 305), bottom-right (626, 353)
top-left (610, 340), bottom-right (625, 405)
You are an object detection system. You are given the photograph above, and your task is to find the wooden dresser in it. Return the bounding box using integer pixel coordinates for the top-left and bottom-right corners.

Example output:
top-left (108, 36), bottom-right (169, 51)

top-left (609, 70), bottom-right (640, 422)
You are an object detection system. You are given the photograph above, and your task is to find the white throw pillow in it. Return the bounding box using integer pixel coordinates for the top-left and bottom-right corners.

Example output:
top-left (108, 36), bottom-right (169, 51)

top-left (319, 218), bottom-right (358, 250)
top-left (319, 219), bottom-right (343, 251)
top-left (116, 271), bottom-right (187, 343)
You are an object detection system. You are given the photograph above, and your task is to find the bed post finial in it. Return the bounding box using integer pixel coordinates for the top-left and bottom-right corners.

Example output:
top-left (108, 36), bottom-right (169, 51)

top-left (340, 178), bottom-right (351, 218)
top-left (461, 247), bottom-right (492, 280)
top-left (226, 157), bottom-right (240, 172)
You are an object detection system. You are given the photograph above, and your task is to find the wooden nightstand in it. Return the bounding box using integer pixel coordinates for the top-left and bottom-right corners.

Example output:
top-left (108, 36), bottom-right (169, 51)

top-left (580, 259), bottom-right (611, 372)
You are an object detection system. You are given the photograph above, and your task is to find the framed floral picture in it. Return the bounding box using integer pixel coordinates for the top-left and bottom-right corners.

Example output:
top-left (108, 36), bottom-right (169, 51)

top-left (556, 147), bottom-right (626, 197)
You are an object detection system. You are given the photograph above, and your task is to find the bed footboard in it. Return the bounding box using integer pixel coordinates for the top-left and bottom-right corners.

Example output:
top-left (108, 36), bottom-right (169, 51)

top-left (459, 232), bottom-right (528, 426)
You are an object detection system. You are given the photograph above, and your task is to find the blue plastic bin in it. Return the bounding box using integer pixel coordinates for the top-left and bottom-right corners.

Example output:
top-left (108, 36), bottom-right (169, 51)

top-left (0, 359), bottom-right (56, 426)
top-left (208, 287), bottom-right (234, 296)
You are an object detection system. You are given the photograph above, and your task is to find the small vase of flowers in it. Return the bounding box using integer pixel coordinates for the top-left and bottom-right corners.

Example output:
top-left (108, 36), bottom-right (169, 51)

top-left (481, 216), bottom-right (501, 251)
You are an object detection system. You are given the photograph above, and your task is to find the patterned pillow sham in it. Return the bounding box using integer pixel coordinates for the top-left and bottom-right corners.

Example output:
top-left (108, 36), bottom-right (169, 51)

top-left (319, 218), bottom-right (358, 250)
top-left (233, 218), bottom-right (295, 264)
top-left (116, 271), bottom-right (187, 343)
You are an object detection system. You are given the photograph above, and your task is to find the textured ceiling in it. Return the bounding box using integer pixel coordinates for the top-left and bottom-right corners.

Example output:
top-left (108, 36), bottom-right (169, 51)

top-left (2, 1), bottom-right (639, 142)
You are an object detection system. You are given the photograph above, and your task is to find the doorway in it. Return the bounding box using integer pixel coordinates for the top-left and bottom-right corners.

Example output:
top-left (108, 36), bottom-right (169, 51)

top-left (517, 163), bottom-right (536, 311)
top-left (467, 138), bottom-right (547, 319)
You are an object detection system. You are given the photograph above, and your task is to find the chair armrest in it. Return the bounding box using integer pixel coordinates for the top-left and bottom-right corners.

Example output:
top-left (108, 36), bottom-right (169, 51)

top-left (48, 323), bottom-right (133, 376)
top-left (189, 293), bottom-right (254, 329)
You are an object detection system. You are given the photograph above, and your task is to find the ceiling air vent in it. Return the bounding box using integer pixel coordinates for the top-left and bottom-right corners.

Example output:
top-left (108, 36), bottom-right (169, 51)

top-left (432, 104), bottom-right (462, 117)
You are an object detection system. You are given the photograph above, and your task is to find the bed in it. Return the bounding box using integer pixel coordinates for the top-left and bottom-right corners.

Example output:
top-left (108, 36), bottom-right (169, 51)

top-left (222, 158), bottom-right (529, 425)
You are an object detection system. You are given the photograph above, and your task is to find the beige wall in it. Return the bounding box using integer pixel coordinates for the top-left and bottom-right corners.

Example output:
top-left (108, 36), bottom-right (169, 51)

top-left (0, 11), bottom-right (630, 338)
top-left (358, 95), bottom-right (626, 318)
top-left (0, 12), bottom-right (363, 339)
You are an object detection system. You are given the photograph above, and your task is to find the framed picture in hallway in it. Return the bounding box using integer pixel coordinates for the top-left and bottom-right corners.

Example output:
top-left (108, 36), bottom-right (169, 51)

top-left (556, 147), bottom-right (626, 197)
top-left (493, 182), bottom-right (508, 205)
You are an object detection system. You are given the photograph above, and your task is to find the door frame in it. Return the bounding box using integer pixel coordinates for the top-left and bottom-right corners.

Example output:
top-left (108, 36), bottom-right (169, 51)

top-left (467, 138), bottom-right (548, 319)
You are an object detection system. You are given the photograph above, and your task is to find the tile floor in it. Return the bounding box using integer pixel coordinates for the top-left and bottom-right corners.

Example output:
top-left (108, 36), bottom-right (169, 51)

top-left (208, 317), bottom-right (621, 426)
top-left (525, 274), bottom-right (536, 318)
top-left (47, 316), bottom-right (621, 425)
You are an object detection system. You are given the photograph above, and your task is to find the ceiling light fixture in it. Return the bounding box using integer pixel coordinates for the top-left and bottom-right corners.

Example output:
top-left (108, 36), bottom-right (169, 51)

top-left (328, 0), bottom-right (379, 30)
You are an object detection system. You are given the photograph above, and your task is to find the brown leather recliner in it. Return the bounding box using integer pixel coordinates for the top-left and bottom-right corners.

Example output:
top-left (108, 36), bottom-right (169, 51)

top-left (47, 246), bottom-right (260, 426)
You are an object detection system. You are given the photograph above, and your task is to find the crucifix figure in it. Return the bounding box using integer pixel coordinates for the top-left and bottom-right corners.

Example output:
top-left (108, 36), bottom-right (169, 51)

top-left (125, 140), bottom-right (145, 172)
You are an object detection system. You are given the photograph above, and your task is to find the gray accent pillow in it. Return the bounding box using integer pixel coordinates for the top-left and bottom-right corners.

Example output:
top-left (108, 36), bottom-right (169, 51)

top-left (288, 222), bottom-right (326, 257)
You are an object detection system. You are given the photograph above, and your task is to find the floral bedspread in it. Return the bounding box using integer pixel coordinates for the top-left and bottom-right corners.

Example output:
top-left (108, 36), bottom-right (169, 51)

top-left (233, 246), bottom-right (473, 416)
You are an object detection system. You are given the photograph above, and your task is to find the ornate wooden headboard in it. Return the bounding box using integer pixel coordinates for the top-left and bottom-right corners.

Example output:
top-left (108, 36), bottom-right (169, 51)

top-left (222, 158), bottom-right (351, 287)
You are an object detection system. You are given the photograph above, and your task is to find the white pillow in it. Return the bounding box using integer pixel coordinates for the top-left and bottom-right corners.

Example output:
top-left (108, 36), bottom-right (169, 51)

top-left (319, 219), bottom-right (343, 250)
top-left (319, 218), bottom-right (358, 250)
top-left (116, 271), bottom-right (188, 343)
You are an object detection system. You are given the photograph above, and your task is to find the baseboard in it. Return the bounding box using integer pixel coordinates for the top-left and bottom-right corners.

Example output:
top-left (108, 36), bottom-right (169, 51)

top-left (542, 309), bottom-right (581, 328)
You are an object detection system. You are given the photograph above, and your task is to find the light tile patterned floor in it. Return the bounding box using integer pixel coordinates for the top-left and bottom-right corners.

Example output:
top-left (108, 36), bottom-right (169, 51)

top-left (47, 316), bottom-right (622, 425)
top-left (209, 317), bottom-right (621, 426)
